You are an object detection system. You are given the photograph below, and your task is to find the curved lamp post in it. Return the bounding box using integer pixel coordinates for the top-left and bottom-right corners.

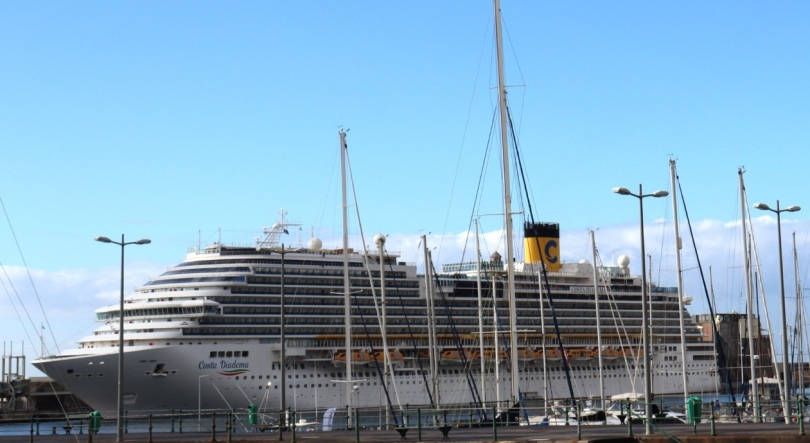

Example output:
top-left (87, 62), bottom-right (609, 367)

top-left (754, 201), bottom-right (800, 424)
top-left (613, 185), bottom-right (668, 435)
top-left (94, 235), bottom-right (151, 442)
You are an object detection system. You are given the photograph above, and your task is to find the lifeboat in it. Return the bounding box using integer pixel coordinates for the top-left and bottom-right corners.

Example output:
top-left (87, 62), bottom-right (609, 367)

top-left (332, 350), bottom-right (373, 366)
top-left (470, 349), bottom-right (508, 361)
top-left (370, 349), bottom-right (405, 362)
top-left (599, 347), bottom-right (620, 361)
top-left (517, 348), bottom-right (535, 361)
top-left (566, 348), bottom-right (592, 362)
top-left (440, 349), bottom-right (471, 364)
top-left (543, 347), bottom-right (563, 361)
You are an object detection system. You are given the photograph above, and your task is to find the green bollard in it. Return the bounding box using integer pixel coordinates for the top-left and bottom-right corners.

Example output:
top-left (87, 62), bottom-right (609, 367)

top-left (417, 408), bottom-right (422, 442)
top-left (627, 403), bottom-right (633, 437)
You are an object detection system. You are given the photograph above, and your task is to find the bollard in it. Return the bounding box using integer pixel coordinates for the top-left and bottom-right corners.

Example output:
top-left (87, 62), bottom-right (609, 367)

top-left (710, 412), bottom-right (716, 436)
top-left (179, 409), bottom-right (183, 434)
top-left (492, 406), bottom-right (498, 441)
top-left (576, 401), bottom-right (582, 441)
top-left (171, 408), bottom-right (176, 433)
top-left (627, 403), bottom-right (633, 437)
top-left (148, 414), bottom-right (154, 443)
top-left (211, 412), bottom-right (217, 443)
top-left (417, 408), bottom-right (422, 442)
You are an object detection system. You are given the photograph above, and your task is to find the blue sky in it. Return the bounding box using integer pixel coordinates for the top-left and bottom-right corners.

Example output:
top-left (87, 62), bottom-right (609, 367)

top-left (2, 1), bottom-right (810, 376)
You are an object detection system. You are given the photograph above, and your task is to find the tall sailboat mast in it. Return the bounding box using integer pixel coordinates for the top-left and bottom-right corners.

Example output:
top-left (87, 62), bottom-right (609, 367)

top-left (340, 130), bottom-right (353, 411)
top-left (739, 168), bottom-right (760, 422)
top-left (590, 231), bottom-right (605, 411)
top-left (493, 0), bottom-right (520, 405)
top-left (669, 160), bottom-right (689, 401)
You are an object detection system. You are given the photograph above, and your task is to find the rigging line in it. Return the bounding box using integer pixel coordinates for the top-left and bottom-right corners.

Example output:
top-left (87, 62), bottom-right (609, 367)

top-left (461, 108), bottom-right (501, 269)
top-left (385, 257), bottom-right (435, 408)
top-left (437, 7), bottom-right (494, 263)
top-left (344, 147), bottom-right (399, 422)
top-left (428, 258), bottom-right (488, 418)
top-left (0, 275), bottom-right (37, 352)
top-left (0, 194), bottom-right (60, 358)
top-left (676, 175), bottom-right (738, 407)
top-left (506, 109), bottom-right (575, 405)
top-left (0, 259), bottom-right (39, 351)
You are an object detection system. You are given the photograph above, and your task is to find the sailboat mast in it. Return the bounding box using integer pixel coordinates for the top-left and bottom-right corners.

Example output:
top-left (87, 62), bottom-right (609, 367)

top-left (340, 130), bottom-right (353, 411)
top-left (590, 231), bottom-right (605, 411)
top-left (475, 220), bottom-right (487, 403)
top-left (493, 0), bottom-right (520, 405)
top-left (739, 168), bottom-right (759, 422)
top-left (669, 160), bottom-right (690, 402)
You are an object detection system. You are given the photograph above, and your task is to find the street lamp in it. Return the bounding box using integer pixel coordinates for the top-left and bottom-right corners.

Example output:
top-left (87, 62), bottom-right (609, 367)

top-left (612, 185), bottom-right (668, 435)
top-left (198, 374), bottom-right (211, 432)
top-left (94, 234), bottom-right (151, 442)
top-left (754, 200), bottom-right (800, 424)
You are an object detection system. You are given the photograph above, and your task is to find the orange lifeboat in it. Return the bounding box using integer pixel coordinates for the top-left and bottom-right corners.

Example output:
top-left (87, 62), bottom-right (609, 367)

top-left (370, 349), bottom-right (405, 362)
top-left (332, 350), bottom-right (373, 366)
top-left (440, 349), bottom-right (471, 364)
top-left (517, 348), bottom-right (535, 361)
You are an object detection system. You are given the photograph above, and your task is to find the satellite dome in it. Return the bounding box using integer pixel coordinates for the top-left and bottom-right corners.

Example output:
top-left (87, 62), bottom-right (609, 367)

top-left (308, 237), bottom-right (323, 251)
top-left (579, 259), bottom-right (589, 264)
top-left (373, 234), bottom-right (386, 247)
top-left (617, 255), bottom-right (630, 268)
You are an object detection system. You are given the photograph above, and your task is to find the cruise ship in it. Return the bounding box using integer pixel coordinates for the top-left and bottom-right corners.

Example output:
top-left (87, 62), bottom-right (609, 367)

top-left (33, 219), bottom-right (718, 415)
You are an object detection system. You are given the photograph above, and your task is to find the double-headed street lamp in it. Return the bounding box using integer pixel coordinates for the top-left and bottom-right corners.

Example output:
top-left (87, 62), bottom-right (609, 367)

top-left (613, 185), bottom-right (668, 435)
top-left (95, 235), bottom-right (151, 442)
top-left (754, 201), bottom-right (800, 423)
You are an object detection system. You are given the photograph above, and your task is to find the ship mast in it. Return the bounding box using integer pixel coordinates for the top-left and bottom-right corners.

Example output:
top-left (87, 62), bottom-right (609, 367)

top-left (493, 0), bottom-right (520, 405)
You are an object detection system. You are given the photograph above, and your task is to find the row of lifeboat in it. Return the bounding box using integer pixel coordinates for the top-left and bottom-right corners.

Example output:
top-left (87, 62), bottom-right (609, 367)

top-left (441, 346), bottom-right (641, 364)
top-left (332, 346), bottom-right (641, 366)
top-left (332, 349), bottom-right (405, 366)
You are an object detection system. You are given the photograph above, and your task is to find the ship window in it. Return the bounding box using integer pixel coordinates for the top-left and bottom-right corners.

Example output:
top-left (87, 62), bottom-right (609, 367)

top-left (243, 351), bottom-right (249, 357)
top-left (234, 351), bottom-right (241, 357)
top-left (218, 351), bottom-right (225, 357)
top-left (226, 351), bottom-right (233, 358)
top-left (67, 369), bottom-right (74, 374)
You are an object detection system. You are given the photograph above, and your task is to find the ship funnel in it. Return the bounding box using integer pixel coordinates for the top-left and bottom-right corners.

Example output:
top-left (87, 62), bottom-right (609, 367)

top-left (523, 222), bottom-right (560, 271)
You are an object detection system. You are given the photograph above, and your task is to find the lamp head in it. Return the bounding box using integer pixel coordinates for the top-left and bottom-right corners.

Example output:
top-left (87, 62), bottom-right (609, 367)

top-left (753, 203), bottom-right (771, 211)
top-left (134, 239), bottom-right (151, 245)
top-left (786, 206), bottom-right (801, 212)
top-left (651, 191), bottom-right (669, 198)
top-left (612, 187), bottom-right (632, 195)
top-left (94, 236), bottom-right (113, 243)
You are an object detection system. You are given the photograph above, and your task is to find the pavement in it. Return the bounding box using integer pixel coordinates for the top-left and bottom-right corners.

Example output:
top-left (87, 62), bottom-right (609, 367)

top-left (2, 422), bottom-right (810, 443)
